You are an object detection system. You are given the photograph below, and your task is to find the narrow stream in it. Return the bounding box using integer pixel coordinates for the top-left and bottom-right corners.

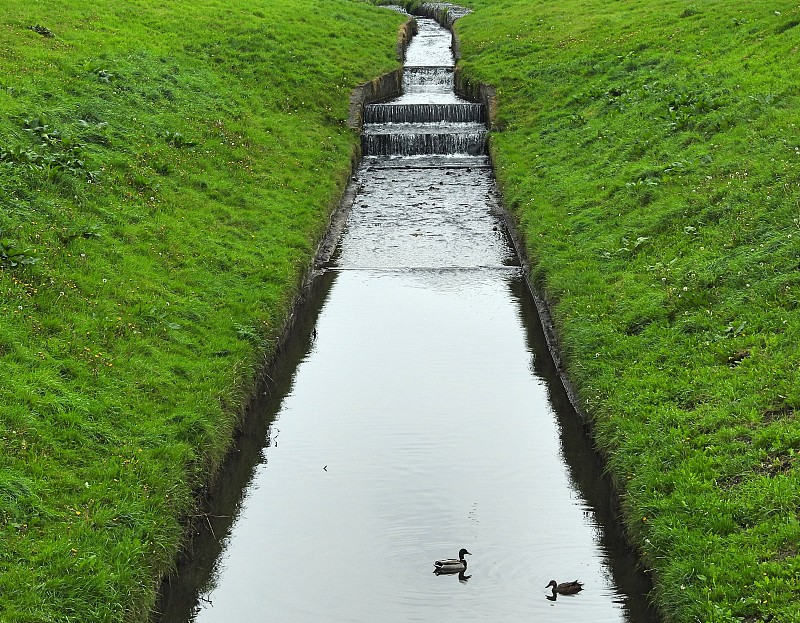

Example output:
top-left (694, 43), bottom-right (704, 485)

top-left (157, 12), bottom-right (659, 623)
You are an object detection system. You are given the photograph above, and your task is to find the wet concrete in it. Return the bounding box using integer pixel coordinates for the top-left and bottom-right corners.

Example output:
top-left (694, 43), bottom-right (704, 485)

top-left (156, 13), bottom-right (659, 623)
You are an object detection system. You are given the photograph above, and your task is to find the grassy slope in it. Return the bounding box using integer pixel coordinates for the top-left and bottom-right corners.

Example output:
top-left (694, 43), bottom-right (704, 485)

top-left (0, 0), bottom-right (403, 620)
top-left (450, 0), bottom-right (800, 621)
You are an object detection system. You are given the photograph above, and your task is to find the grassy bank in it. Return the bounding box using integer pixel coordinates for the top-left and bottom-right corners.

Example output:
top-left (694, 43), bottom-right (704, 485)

top-left (441, 0), bottom-right (799, 620)
top-left (0, 0), bottom-right (404, 620)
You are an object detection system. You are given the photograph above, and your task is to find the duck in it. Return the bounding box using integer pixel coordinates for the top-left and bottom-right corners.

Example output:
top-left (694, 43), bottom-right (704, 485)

top-left (433, 548), bottom-right (471, 574)
top-left (546, 579), bottom-right (584, 595)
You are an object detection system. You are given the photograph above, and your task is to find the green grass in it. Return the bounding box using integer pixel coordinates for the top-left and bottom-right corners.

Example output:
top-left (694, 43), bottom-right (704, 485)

top-left (0, 0), bottom-right (404, 620)
top-left (5, 0), bottom-right (799, 619)
top-left (437, 0), bottom-right (800, 620)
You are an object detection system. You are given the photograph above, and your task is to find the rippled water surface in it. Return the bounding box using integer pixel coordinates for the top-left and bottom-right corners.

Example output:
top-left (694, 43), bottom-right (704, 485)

top-left (157, 14), bottom-right (658, 623)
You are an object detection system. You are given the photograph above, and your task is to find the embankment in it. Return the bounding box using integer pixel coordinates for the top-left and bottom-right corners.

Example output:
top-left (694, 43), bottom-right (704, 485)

top-left (0, 1), bottom-right (407, 620)
top-left (420, 0), bottom-right (800, 621)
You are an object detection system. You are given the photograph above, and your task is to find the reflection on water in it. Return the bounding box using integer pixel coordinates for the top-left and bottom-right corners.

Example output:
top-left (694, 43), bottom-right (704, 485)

top-left (155, 13), bottom-right (659, 623)
top-left (157, 270), bottom-right (657, 623)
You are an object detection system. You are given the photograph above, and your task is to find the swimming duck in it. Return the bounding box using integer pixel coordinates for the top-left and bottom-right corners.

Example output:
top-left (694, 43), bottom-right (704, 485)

top-left (433, 548), bottom-right (471, 574)
top-left (546, 579), bottom-right (584, 595)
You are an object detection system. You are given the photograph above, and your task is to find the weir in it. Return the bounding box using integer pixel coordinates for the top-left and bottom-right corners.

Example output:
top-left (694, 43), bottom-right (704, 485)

top-left (361, 126), bottom-right (487, 157)
top-left (156, 10), bottom-right (658, 623)
top-left (363, 103), bottom-right (486, 124)
top-left (403, 65), bottom-right (454, 90)
top-left (361, 59), bottom-right (487, 156)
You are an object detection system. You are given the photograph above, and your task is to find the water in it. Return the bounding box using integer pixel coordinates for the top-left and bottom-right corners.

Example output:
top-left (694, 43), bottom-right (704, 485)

top-left (156, 14), bottom-right (658, 623)
top-left (364, 103), bottom-right (485, 124)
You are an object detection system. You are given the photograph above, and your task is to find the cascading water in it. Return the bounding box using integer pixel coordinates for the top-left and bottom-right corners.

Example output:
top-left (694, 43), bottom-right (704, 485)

top-left (363, 104), bottom-right (485, 124)
top-left (360, 31), bottom-right (488, 158)
top-left (403, 66), bottom-right (454, 90)
top-left (360, 126), bottom-right (486, 157)
top-left (156, 10), bottom-right (658, 623)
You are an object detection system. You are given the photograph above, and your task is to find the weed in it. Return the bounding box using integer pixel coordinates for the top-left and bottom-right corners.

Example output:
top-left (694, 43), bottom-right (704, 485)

top-left (95, 69), bottom-right (114, 83)
top-left (2, 119), bottom-right (98, 181)
top-left (29, 24), bottom-right (54, 38)
top-left (162, 130), bottom-right (196, 148)
top-left (234, 323), bottom-right (261, 344)
top-left (749, 92), bottom-right (776, 108)
top-left (58, 225), bottom-right (102, 244)
top-left (0, 232), bottom-right (38, 268)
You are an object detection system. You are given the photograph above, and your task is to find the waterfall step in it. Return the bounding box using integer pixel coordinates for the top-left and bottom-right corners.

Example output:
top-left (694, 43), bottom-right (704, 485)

top-left (364, 103), bottom-right (485, 124)
top-left (361, 129), bottom-right (487, 156)
top-left (403, 66), bottom-right (455, 93)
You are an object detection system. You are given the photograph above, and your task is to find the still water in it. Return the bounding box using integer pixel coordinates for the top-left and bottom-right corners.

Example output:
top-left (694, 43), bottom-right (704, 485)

top-left (156, 12), bottom-right (658, 623)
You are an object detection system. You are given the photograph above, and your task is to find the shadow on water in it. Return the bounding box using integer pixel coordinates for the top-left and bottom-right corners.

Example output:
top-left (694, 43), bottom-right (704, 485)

top-left (154, 270), bottom-right (338, 621)
top-left (508, 277), bottom-right (659, 620)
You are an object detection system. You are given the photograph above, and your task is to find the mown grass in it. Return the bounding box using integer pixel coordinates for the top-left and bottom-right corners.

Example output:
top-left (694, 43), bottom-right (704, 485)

top-left (0, 0), bottom-right (404, 620)
top-left (434, 0), bottom-right (800, 620)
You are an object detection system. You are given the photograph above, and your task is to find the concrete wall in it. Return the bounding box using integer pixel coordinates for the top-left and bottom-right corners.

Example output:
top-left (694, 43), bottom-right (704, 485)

top-left (403, 3), bottom-right (501, 131)
top-left (347, 19), bottom-right (417, 129)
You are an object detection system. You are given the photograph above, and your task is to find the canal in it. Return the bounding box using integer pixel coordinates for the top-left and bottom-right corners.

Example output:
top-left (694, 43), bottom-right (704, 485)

top-left (157, 10), bottom-right (658, 623)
